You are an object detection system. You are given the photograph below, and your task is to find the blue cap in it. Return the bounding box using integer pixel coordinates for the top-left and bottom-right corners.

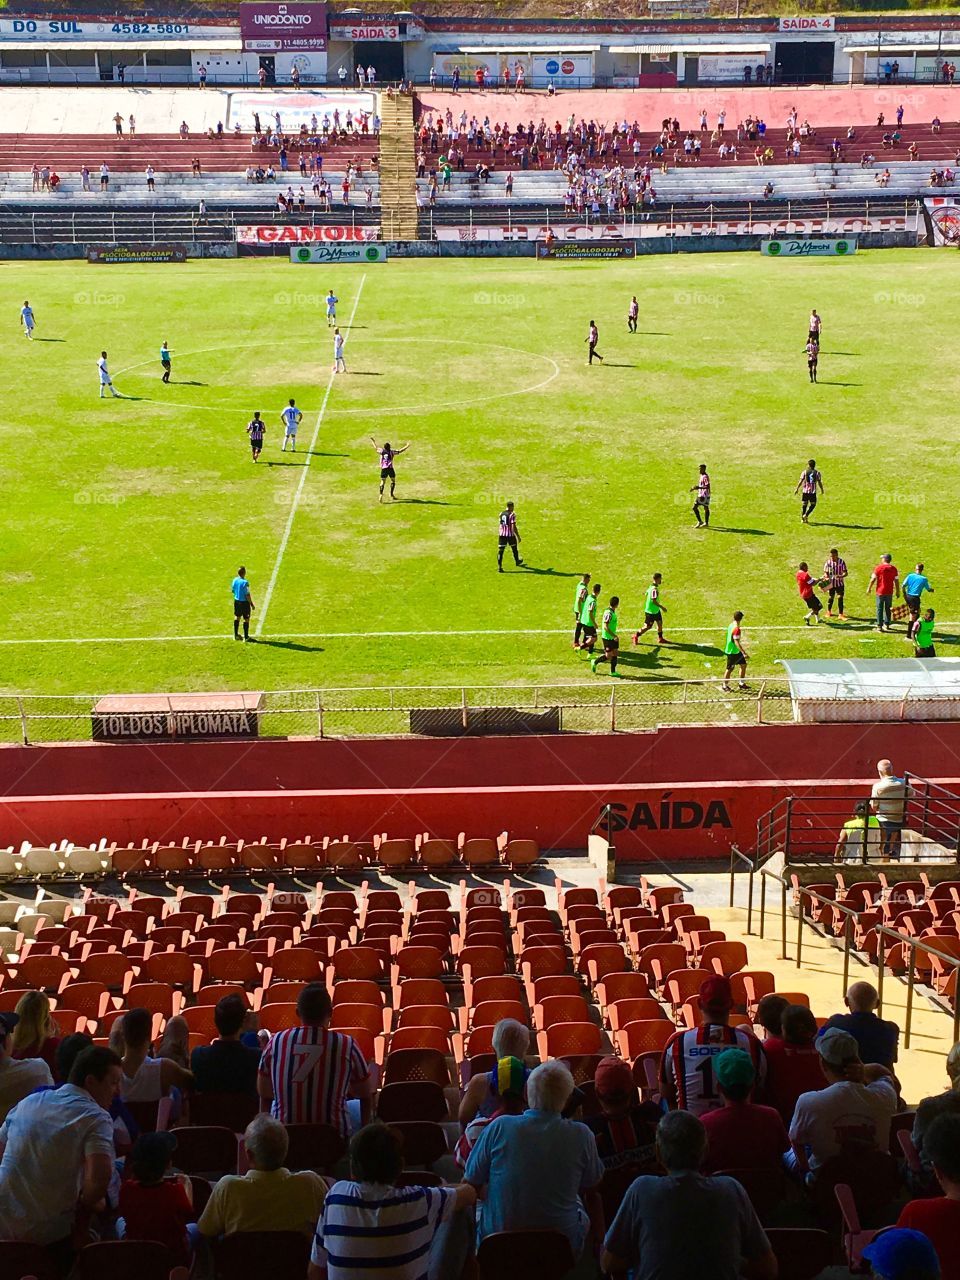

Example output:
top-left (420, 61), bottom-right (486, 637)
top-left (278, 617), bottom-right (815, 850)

top-left (862, 1229), bottom-right (940, 1279)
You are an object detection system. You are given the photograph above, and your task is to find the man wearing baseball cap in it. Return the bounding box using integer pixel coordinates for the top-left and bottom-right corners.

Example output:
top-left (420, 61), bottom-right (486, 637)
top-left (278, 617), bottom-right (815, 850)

top-left (661, 976), bottom-right (766, 1116)
top-left (701, 1048), bottom-right (789, 1176)
top-left (0, 1011), bottom-right (52, 1124)
top-left (863, 1228), bottom-right (941, 1280)
top-left (585, 1057), bottom-right (659, 1171)
top-left (787, 1027), bottom-right (898, 1179)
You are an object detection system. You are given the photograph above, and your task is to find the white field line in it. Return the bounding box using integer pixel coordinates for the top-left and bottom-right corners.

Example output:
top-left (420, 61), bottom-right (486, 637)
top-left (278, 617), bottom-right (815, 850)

top-left (0, 624), bottom-right (957, 646)
top-left (254, 273), bottom-right (366, 637)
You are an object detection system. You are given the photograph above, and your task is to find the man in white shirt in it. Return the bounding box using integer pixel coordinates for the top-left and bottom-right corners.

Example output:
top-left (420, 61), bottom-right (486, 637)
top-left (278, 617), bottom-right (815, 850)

top-left (871, 759), bottom-right (908, 860)
top-left (0, 1012), bottom-right (52, 1123)
top-left (0, 1045), bottom-right (121, 1258)
top-left (281, 397), bottom-right (303, 451)
top-left (98, 350), bottom-right (121, 399)
top-left (788, 1028), bottom-right (898, 1178)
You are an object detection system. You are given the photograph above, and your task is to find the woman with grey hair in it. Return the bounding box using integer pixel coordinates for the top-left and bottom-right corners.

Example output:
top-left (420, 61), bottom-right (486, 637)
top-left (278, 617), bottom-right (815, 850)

top-left (464, 1060), bottom-right (605, 1260)
top-left (458, 1018), bottom-right (531, 1126)
top-left (196, 1114), bottom-right (326, 1240)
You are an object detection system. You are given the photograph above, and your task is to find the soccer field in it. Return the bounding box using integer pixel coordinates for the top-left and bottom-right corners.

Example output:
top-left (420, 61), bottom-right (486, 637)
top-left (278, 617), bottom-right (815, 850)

top-left (3, 249), bottom-right (958, 708)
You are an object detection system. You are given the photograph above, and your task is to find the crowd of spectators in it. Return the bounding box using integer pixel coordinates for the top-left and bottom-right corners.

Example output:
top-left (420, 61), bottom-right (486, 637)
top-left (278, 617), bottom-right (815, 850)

top-left (1, 953), bottom-right (960, 1279)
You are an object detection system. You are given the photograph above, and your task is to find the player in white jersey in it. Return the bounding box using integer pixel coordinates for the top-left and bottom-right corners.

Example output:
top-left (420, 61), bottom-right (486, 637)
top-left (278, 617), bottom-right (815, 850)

top-left (333, 327), bottom-right (346, 374)
top-left (19, 301), bottom-right (35, 339)
top-left (280, 397), bottom-right (302, 451)
top-left (97, 350), bottom-right (121, 398)
top-left (325, 289), bottom-right (338, 326)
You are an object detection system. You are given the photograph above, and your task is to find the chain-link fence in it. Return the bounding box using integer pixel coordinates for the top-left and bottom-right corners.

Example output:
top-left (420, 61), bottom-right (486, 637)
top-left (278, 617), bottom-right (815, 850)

top-left (0, 680), bottom-right (801, 744)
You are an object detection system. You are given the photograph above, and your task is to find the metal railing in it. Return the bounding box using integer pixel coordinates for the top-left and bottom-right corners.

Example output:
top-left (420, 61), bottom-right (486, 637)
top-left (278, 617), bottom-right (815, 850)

top-left (751, 868), bottom-right (960, 1046)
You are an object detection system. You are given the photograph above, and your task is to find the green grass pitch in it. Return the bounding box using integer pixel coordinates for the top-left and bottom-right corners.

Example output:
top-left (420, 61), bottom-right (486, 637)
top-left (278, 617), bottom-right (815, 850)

top-left (2, 249), bottom-right (957, 703)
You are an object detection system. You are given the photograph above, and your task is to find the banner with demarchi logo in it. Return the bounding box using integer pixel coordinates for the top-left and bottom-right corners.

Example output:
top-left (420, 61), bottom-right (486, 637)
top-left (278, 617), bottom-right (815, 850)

top-left (290, 244), bottom-right (387, 263)
top-left (761, 238), bottom-right (857, 257)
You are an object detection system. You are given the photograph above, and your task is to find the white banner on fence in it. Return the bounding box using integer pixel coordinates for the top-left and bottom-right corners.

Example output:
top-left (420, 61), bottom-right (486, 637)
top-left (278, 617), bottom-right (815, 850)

top-left (236, 223), bottom-right (380, 244)
top-left (761, 237), bottom-right (858, 256)
top-left (530, 53), bottom-right (594, 84)
top-left (437, 218), bottom-right (901, 243)
top-left (290, 243), bottom-right (387, 262)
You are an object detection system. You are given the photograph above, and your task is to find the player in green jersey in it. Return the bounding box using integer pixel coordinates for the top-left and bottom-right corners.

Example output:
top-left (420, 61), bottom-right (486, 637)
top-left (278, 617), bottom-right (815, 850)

top-left (912, 607), bottom-right (936, 658)
top-left (572, 573), bottom-right (591, 649)
top-left (632, 573), bottom-right (666, 644)
top-left (721, 610), bottom-right (748, 691)
top-left (578, 583), bottom-right (601, 655)
top-left (591, 596), bottom-right (621, 676)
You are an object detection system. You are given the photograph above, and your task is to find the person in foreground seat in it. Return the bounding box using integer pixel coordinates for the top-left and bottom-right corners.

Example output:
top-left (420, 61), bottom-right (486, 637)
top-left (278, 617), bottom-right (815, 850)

top-left (309, 1122), bottom-right (475, 1280)
top-left (701, 1048), bottom-right (789, 1175)
top-left (660, 976), bottom-right (766, 1116)
top-left (601, 1110), bottom-right (776, 1280)
top-left (458, 1017), bottom-right (530, 1126)
top-left (862, 1228), bottom-right (942, 1280)
top-left (464, 1059), bottom-right (604, 1263)
top-left (897, 1113), bottom-right (960, 1279)
top-left (821, 980), bottom-right (899, 1068)
top-left (762, 1004), bottom-right (827, 1125)
top-left (913, 1042), bottom-right (960, 1179)
top-left (197, 1113), bottom-right (326, 1239)
top-left (191, 994), bottom-right (261, 1097)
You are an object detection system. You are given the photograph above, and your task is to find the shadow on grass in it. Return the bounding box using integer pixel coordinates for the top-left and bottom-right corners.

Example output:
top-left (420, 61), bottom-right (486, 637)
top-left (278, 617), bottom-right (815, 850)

top-left (251, 638), bottom-right (325, 653)
top-left (394, 497), bottom-right (458, 506)
top-left (708, 526), bottom-right (774, 536)
top-left (519, 565), bottom-right (582, 578)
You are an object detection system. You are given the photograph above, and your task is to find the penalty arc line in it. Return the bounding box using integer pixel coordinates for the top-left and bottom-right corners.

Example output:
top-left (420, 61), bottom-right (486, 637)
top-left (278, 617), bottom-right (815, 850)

top-left (254, 274), bottom-right (366, 637)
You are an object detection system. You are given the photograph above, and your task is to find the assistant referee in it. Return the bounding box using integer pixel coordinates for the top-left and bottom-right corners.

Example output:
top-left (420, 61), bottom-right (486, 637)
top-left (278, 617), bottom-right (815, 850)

top-left (231, 566), bottom-right (255, 642)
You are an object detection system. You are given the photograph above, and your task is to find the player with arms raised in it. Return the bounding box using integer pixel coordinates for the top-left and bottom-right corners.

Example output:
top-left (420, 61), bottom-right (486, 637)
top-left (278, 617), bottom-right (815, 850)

top-left (370, 437), bottom-right (410, 502)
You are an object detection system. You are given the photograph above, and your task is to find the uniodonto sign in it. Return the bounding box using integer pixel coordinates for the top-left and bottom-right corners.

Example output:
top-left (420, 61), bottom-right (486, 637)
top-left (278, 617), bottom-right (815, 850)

top-left (236, 223), bottom-right (379, 244)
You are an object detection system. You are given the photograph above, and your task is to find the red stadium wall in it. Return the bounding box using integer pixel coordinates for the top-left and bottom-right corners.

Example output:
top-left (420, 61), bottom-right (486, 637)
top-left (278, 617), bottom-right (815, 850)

top-left (2, 720), bottom-right (959, 860)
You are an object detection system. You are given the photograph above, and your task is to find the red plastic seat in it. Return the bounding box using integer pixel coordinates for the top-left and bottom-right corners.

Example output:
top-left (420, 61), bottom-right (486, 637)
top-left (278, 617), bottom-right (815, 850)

top-left (141, 952), bottom-right (201, 994)
top-left (77, 952), bottom-right (135, 992)
top-left (259, 980), bottom-right (308, 1007)
top-left (14, 954), bottom-right (72, 995)
top-left (607, 997), bottom-right (666, 1032)
top-left (330, 1003), bottom-right (388, 1036)
top-left (456, 946), bottom-right (508, 980)
top-left (595, 972), bottom-right (651, 1006)
top-left (389, 1025), bottom-right (450, 1054)
top-left (331, 947), bottom-right (386, 982)
top-left (615, 1019), bottom-right (675, 1059)
top-left (533, 994), bottom-right (590, 1031)
top-left (396, 1004), bottom-right (455, 1032)
top-left (382, 1046), bottom-right (450, 1087)
top-left (205, 950), bottom-right (264, 989)
top-left (332, 979), bottom-right (383, 1007)
top-left (538, 1021), bottom-right (602, 1059)
top-left (269, 948), bottom-right (325, 983)
top-left (579, 943), bottom-right (628, 981)
top-left (257, 1003), bottom-right (301, 1032)
top-left (469, 998), bottom-right (528, 1030)
top-left (701, 940), bottom-right (749, 976)
top-left (393, 947), bottom-right (445, 981)
top-left (59, 981), bottom-right (111, 1021)
top-left (396, 978), bottom-right (447, 1009)
top-left (635, 942), bottom-right (686, 990)
top-left (125, 982), bottom-right (184, 1018)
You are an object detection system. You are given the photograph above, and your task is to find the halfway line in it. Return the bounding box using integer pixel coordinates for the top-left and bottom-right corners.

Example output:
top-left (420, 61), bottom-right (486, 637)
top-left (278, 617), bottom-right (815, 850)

top-left (254, 274), bottom-right (366, 636)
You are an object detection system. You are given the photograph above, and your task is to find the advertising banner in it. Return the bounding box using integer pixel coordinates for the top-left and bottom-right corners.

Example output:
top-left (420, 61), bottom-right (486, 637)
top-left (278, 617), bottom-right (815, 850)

top-left (698, 54), bottom-right (764, 79)
top-left (537, 242), bottom-right (636, 260)
top-left (87, 243), bottom-right (186, 263)
top-left (290, 243), bottom-right (387, 262)
top-left (530, 53), bottom-right (595, 85)
top-left (239, 2), bottom-right (327, 52)
top-left (231, 90), bottom-right (374, 129)
top-left (236, 223), bottom-right (379, 244)
top-left (761, 237), bottom-right (857, 256)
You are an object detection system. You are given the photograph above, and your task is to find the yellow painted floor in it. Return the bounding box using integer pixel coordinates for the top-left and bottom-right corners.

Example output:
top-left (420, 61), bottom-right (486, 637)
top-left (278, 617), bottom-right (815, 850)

top-left (714, 900), bottom-right (955, 1106)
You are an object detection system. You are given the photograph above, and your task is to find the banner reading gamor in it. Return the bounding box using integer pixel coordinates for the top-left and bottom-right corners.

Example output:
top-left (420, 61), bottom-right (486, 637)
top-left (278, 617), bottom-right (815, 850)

top-left (236, 224), bottom-right (380, 244)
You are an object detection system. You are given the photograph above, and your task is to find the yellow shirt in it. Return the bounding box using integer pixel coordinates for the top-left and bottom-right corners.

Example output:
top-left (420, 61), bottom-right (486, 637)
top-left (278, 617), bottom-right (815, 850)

top-left (197, 1167), bottom-right (326, 1238)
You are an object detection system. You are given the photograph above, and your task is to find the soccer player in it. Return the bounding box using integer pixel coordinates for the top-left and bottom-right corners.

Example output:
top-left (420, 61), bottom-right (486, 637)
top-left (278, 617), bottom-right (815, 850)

top-left (497, 502), bottom-right (523, 572)
top-left (97, 350), bottom-right (121, 399)
top-left (325, 289), bottom-right (338, 327)
top-left (911, 607), bottom-right (936, 657)
top-left (231, 566), bottom-right (255, 642)
top-left (160, 341), bottom-right (172, 383)
top-left (627, 296), bottom-right (638, 333)
top-left (585, 320), bottom-right (603, 364)
top-left (633, 573), bottom-right (666, 644)
top-left (721, 611), bottom-right (748, 691)
top-left (579, 582), bottom-right (601, 654)
top-left (281, 398), bottom-right (302, 452)
top-left (808, 308), bottom-right (822, 342)
top-left (591, 596), bottom-right (621, 676)
top-left (333, 327), bottom-right (346, 374)
top-left (805, 337), bottom-right (819, 383)
top-left (691, 463), bottom-right (711, 528)
top-left (794, 459), bottom-right (824, 523)
top-left (796, 561), bottom-right (823, 626)
top-left (247, 411), bottom-right (265, 462)
top-left (572, 573), bottom-right (591, 648)
top-left (370, 437), bottom-right (409, 502)
top-left (823, 548), bottom-right (848, 618)
top-left (19, 301), bottom-right (35, 340)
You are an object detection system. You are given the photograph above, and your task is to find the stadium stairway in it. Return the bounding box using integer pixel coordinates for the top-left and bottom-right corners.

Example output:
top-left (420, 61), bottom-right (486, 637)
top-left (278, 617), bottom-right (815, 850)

top-left (377, 93), bottom-right (419, 240)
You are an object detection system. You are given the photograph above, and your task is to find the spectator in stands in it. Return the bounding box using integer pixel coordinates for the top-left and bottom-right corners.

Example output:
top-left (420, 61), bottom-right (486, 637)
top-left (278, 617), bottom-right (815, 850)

top-left (459, 1018), bottom-right (530, 1125)
top-left (788, 1027), bottom-right (897, 1179)
top-left (822, 981), bottom-right (899, 1068)
top-left (198, 1114), bottom-right (326, 1241)
top-left (0, 1046), bottom-right (121, 1263)
top-left (661, 976), bottom-right (766, 1116)
top-left (898, 1113), bottom-right (960, 1278)
top-left (702, 1048), bottom-right (789, 1175)
top-left (465, 1060), bottom-right (604, 1261)
top-left (11, 991), bottom-right (61, 1080)
top-left (192, 156), bottom-right (202, 176)
top-left (913, 1043), bottom-right (960, 1178)
top-left (835, 800), bottom-right (882, 862)
top-left (763, 1005), bottom-right (825, 1124)
top-left (114, 1007), bottom-right (193, 1102)
top-left (456, 1056), bottom-right (526, 1168)
top-left (601, 1110), bottom-right (777, 1280)
top-left (310, 1123), bottom-right (473, 1280)
top-left (585, 1056), bottom-right (659, 1171)
top-left (157, 1016), bottom-right (190, 1071)
top-left (258, 983), bottom-right (372, 1135)
top-left (118, 1132), bottom-right (195, 1265)
top-left (870, 756), bottom-right (907, 855)
top-left (99, 162), bottom-right (110, 191)
top-left (863, 1228), bottom-right (942, 1280)
top-left (81, 165), bottom-right (91, 191)
top-left (756, 995), bottom-right (788, 1045)
top-left (0, 1010), bottom-right (52, 1122)
top-left (179, 121), bottom-right (189, 141)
